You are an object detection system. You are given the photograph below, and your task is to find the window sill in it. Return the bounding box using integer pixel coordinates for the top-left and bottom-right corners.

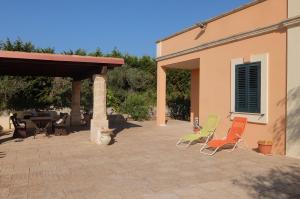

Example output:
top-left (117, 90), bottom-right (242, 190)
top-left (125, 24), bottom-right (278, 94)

top-left (230, 112), bottom-right (268, 124)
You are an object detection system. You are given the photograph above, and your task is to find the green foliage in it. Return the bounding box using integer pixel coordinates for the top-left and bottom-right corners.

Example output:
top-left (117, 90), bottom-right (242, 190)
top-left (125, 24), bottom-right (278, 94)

top-left (74, 48), bottom-right (87, 56)
top-left (166, 69), bottom-right (191, 121)
top-left (107, 47), bottom-right (123, 58)
top-left (122, 93), bottom-right (150, 121)
top-left (81, 79), bottom-right (93, 112)
top-left (0, 76), bottom-right (27, 110)
top-left (0, 39), bottom-right (65, 110)
top-left (105, 52), bottom-right (157, 120)
top-left (50, 77), bottom-right (72, 108)
top-left (167, 69), bottom-right (191, 99)
top-left (0, 38), bottom-right (35, 52)
top-left (107, 88), bottom-right (121, 112)
top-left (88, 48), bottom-right (103, 57)
top-left (5, 76), bottom-right (53, 110)
top-left (35, 47), bottom-right (55, 54)
top-left (167, 96), bottom-right (190, 121)
top-left (107, 65), bottom-right (156, 111)
top-left (62, 49), bottom-right (74, 55)
top-left (0, 38), bottom-right (191, 121)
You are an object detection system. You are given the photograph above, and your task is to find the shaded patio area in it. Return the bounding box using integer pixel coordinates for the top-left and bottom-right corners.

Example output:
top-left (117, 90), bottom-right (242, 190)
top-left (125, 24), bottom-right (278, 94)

top-left (0, 50), bottom-right (124, 142)
top-left (1, 120), bottom-right (300, 199)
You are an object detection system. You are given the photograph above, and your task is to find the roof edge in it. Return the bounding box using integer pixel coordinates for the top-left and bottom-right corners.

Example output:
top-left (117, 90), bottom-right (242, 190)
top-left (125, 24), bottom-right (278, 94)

top-left (0, 50), bottom-right (125, 66)
top-left (156, 15), bottom-right (300, 62)
top-left (156, 0), bottom-right (267, 43)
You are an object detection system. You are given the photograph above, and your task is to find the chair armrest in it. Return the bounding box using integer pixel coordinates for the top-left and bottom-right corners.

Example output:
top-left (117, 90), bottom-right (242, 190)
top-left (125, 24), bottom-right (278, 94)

top-left (19, 121), bottom-right (26, 125)
top-left (233, 134), bottom-right (243, 142)
top-left (18, 121), bottom-right (26, 128)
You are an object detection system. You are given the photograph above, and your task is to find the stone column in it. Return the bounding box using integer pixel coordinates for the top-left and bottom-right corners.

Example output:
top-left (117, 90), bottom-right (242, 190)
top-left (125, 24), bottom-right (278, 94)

top-left (71, 80), bottom-right (81, 126)
top-left (156, 64), bottom-right (166, 126)
top-left (90, 73), bottom-right (108, 143)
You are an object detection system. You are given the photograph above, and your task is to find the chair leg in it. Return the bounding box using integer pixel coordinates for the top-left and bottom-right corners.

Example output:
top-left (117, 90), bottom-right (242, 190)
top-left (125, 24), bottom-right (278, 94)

top-left (62, 128), bottom-right (67, 135)
top-left (225, 141), bottom-right (240, 153)
top-left (199, 142), bottom-right (207, 152)
top-left (13, 130), bottom-right (18, 138)
top-left (199, 135), bottom-right (212, 148)
top-left (200, 147), bottom-right (219, 156)
top-left (199, 135), bottom-right (212, 151)
top-left (33, 129), bottom-right (38, 139)
top-left (176, 139), bottom-right (182, 146)
top-left (176, 139), bottom-right (192, 149)
top-left (238, 139), bottom-right (248, 150)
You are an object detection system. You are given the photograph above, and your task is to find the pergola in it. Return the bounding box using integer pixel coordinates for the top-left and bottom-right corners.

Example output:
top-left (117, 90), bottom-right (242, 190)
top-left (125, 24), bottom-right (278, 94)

top-left (0, 50), bottom-right (124, 143)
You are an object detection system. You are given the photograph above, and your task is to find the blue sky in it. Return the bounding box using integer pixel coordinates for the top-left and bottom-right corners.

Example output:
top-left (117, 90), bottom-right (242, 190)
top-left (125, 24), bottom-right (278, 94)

top-left (1, 0), bottom-right (251, 57)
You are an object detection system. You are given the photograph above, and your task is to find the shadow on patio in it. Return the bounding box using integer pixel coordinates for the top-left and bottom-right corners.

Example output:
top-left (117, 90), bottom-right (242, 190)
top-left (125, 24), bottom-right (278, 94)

top-left (0, 151), bottom-right (6, 158)
top-left (232, 165), bottom-right (300, 198)
top-left (109, 115), bottom-right (142, 144)
top-left (0, 130), bottom-right (15, 144)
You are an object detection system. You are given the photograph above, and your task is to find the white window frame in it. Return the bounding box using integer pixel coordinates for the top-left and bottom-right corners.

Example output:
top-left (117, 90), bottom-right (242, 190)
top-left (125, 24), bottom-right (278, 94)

top-left (230, 53), bottom-right (269, 124)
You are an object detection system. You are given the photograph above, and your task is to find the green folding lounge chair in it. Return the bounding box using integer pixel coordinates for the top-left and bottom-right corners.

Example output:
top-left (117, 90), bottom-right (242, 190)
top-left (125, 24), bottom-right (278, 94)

top-left (176, 115), bottom-right (219, 148)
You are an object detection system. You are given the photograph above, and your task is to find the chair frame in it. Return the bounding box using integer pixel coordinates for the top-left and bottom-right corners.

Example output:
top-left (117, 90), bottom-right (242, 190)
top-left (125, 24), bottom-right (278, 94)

top-left (176, 115), bottom-right (219, 149)
top-left (176, 129), bottom-right (215, 149)
top-left (200, 134), bottom-right (244, 156)
top-left (200, 118), bottom-right (247, 155)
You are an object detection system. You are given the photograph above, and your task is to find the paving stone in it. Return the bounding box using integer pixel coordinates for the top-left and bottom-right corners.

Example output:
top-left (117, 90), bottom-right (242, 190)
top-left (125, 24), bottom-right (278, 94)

top-left (0, 120), bottom-right (300, 198)
top-left (0, 187), bottom-right (9, 198)
top-left (8, 185), bottom-right (29, 199)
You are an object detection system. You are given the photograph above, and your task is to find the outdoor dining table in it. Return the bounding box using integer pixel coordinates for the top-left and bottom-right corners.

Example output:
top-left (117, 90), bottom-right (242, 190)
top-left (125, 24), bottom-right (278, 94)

top-left (30, 116), bottom-right (54, 138)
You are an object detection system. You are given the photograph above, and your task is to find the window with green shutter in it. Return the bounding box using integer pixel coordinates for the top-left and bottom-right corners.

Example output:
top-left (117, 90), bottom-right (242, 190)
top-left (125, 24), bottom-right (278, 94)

top-left (235, 62), bottom-right (261, 113)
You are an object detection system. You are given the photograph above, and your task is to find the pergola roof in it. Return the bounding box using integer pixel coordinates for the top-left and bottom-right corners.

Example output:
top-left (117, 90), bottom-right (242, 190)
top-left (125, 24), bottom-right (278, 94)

top-left (0, 50), bottom-right (124, 79)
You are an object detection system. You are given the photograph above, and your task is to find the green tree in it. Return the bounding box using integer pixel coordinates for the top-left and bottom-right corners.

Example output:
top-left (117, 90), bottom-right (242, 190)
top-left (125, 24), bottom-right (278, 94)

top-left (122, 93), bottom-right (150, 121)
top-left (50, 77), bottom-right (72, 108)
top-left (88, 48), bottom-right (103, 57)
top-left (81, 79), bottom-right (93, 112)
top-left (75, 48), bottom-right (87, 56)
top-left (0, 38), bottom-right (191, 121)
top-left (0, 76), bottom-right (27, 110)
top-left (166, 69), bottom-right (191, 121)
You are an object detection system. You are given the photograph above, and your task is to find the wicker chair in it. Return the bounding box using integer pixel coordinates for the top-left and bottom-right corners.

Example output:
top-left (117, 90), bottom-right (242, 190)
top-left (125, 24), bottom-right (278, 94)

top-left (10, 113), bottom-right (27, 138)
top-left (53, 113), bottom-right (69, 136)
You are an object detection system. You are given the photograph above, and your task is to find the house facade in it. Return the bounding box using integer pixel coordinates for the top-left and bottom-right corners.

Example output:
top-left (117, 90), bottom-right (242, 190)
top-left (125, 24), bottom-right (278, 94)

top-left (156, 0), bottom-right (300, 157)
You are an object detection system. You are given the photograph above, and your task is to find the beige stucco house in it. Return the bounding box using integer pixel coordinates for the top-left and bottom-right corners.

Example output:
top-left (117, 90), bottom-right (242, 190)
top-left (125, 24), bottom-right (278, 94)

top-left (156, 0), bottom-right (300, 158)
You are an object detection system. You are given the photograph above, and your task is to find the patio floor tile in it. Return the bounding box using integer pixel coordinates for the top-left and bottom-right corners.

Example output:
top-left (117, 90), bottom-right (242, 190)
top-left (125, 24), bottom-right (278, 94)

top-left (1, 120), bottom-right (300, 198)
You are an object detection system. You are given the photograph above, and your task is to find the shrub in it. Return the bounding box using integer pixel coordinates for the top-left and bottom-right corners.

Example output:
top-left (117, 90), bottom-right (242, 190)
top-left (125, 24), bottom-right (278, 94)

top-left (166, 69), bottom-right (191, 121)
top-left (122, 93), bottom-right (150, 121)
top-left (167, 97), bottom-right (190, 121)
top-left (107, 88), bottom-right (121, 112)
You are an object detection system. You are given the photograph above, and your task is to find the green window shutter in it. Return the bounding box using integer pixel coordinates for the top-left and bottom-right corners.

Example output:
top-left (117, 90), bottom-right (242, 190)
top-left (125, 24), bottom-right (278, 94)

top-left (235, 64), bottom-right (248, 112)
top-left (235, 62), bottom-right (261, 113)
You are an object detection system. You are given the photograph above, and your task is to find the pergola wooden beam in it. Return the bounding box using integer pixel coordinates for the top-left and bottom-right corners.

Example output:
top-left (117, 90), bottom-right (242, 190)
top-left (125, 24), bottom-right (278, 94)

top-left (0, 50), bottom-right (124, 79)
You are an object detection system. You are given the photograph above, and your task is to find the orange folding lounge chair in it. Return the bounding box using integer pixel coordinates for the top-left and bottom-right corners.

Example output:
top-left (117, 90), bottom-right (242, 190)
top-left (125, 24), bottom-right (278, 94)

top-left (200, 117), bottom-right (247, 155)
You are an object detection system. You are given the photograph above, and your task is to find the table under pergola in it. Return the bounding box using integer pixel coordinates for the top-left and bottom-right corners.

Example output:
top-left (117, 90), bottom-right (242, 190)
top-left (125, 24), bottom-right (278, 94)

top-left (0, 50), bottom-right (124, 143)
